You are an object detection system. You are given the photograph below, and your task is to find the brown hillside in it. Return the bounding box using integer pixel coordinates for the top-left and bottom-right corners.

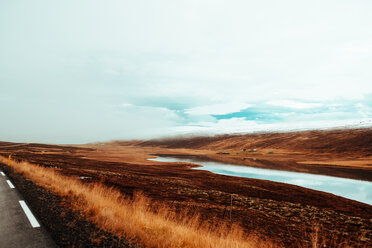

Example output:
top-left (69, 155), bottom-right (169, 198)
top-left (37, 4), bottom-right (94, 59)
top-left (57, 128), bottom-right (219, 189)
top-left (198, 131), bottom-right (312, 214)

top-left (140, 128), bottom-right (372, 156)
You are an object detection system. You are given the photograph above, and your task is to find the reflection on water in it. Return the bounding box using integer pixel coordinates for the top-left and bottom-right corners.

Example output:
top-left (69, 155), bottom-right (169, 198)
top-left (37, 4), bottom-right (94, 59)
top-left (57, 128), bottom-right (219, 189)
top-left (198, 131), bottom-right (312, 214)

top-left (149, 157), bottom-right (372, 205)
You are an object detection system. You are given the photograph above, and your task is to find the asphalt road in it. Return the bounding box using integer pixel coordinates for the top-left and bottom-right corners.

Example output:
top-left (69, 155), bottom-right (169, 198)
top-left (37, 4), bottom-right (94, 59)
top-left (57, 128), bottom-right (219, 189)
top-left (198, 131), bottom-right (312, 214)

top-left (0, 170), bottom-right (57, 248)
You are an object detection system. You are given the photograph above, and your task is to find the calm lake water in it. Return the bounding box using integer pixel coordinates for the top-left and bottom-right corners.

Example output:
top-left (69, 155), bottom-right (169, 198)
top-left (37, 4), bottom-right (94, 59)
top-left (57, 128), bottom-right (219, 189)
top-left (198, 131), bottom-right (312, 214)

top-left (149, 156), bottom-right (372, 205)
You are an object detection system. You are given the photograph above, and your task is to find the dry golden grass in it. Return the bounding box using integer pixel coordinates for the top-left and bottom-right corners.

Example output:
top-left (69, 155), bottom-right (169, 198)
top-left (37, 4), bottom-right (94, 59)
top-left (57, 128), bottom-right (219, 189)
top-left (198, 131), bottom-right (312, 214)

top-left (0, 156), bottom-right (277, 248)
top-left (2, 156), bottom-right (365, 248)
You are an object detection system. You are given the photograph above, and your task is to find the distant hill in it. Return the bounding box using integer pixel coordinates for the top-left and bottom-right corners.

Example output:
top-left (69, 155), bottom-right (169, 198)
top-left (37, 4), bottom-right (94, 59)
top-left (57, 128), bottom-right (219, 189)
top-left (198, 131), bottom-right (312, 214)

top-left (139, 128), bottom-right (372, 156)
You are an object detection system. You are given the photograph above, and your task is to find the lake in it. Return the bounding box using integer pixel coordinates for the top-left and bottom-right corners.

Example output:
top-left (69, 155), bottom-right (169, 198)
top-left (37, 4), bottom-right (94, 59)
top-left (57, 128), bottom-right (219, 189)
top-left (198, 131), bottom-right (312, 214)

top-left (149, 156), bottom-right (372, 205)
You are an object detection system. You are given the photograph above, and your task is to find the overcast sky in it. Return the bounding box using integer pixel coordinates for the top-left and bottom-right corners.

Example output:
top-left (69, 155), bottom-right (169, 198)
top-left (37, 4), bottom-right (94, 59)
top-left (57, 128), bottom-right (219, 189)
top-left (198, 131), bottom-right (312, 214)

top-left (1, 0), bottom-right (372, 144)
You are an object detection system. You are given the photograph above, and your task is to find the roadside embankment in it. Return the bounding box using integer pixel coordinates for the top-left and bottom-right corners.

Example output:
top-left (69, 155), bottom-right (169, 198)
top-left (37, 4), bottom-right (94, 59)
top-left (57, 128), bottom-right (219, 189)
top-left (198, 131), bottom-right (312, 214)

top-left (0, 162), bottom-right (134, 248)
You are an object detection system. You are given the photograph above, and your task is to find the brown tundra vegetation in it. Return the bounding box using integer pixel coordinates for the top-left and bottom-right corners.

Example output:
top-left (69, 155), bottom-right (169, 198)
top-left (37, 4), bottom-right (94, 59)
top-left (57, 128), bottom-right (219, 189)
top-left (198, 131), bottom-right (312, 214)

top-left (0, 128), bottom-right (371, 247)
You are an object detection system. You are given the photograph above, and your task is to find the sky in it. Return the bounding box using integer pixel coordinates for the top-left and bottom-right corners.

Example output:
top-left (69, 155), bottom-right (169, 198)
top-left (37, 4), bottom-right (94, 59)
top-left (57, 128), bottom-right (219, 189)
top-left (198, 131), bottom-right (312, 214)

top-left (1, 0), bottom-right (372, 144)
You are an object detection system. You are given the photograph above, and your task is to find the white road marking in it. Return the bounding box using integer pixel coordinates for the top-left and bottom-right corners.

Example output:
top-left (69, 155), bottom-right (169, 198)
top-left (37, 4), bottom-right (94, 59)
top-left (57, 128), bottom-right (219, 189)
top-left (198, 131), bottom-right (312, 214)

top-left (19, 200), bottom-right (40, 228)
top-left (0, 171), bottom-right (5, 176)
top-left (6, 180), bottom-right (15, 189)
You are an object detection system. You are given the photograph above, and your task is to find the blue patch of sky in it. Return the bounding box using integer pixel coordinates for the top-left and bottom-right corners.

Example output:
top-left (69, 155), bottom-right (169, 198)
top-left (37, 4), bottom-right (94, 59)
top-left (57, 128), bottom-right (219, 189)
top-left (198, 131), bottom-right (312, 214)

top-left (212, 106), bottom-right (284, 123)
top-left (212, 100), bottom-right (372, 124)
top-left (134, 97), bottom-right (196, 111)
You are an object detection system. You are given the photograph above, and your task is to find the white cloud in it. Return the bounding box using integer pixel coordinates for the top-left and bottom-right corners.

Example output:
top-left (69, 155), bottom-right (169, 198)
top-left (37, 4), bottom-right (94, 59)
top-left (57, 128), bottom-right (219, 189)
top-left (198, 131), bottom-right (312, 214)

top-left (171, 118), bottom-right (257, 135)
top-left (268, 100), bottom-right (322, 109)
top-left (185, 102), bottom-right (252, 115)
top-left (120, 103), bottom-right (180, 122)
top-left (121, 103), bottom-right (133, 107)
top-left (171, 117), bottom-right (372, 137)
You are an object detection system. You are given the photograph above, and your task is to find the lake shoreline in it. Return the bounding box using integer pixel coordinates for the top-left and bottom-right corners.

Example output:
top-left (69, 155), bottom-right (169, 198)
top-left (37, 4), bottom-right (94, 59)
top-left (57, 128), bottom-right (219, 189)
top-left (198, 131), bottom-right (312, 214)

top-left (149, 155), bottom-right (372, 205)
